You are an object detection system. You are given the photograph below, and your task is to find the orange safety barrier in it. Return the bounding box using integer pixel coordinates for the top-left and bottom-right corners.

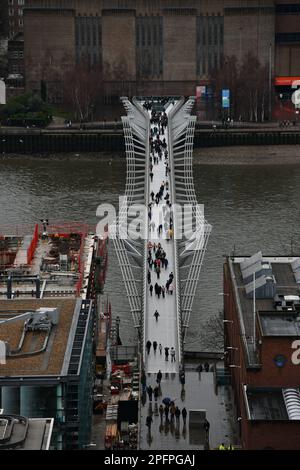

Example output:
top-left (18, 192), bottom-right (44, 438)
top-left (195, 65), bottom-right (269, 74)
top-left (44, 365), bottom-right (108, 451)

top-left (27, 224), bottom-right (39, 265)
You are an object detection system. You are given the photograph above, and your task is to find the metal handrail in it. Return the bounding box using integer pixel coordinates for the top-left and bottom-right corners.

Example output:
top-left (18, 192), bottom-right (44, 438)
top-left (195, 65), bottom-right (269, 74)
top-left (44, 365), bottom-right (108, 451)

top-left (167, 97), bottom-right (185, 366)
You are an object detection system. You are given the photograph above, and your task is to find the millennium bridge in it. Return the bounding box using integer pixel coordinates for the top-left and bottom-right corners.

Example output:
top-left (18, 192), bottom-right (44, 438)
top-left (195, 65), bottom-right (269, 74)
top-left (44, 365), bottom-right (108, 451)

top-left (112, 97), bottom-right (211, 447)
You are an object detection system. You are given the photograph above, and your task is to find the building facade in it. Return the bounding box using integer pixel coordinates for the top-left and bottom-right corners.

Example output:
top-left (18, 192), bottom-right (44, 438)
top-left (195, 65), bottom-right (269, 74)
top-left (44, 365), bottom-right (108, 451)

top-left (8, 0), bottom-right (26, 38)
top-left (224, 253), bottom-right (300, 450)
top-left (22, 0), bottom-right (300, 103)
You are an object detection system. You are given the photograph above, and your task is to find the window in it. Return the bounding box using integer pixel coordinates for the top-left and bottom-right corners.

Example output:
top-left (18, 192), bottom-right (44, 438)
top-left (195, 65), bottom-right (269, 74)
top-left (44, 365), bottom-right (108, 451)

top-left (18, 9), bottom-right (23, 16)
top-left (18, 0), bottom-right (25, 4)
top-left (197, 15), bottom-right (224, 77)
top-left (136, 16), bottom-right (163, 78)
top-left (276, 4), bottom-right (300, 14)
top-left (75, 16), bottom-right (102, 67)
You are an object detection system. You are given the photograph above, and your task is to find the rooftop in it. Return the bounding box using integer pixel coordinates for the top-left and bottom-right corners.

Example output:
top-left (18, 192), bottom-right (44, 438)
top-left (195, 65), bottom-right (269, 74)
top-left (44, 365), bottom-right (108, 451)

top-left (259, 312), bottom-right (300, 336)
top-left (245, 387), bottom-right (288, 421)
top-left (228, 254), bottom-right (300, 365)
top-left (244, 386), bottom-right (300, 421)
top-left (0, 414), bottom-right (53, 450)
top-left (0, 222), bottom-right (95, 300)
top-left (0, 298), bottom-right (79, 376)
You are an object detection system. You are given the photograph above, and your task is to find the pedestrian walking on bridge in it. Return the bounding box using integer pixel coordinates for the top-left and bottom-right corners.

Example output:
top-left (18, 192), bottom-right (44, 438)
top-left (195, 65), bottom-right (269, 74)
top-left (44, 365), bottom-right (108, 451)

top-left (154, 386), bottom-right (159, 402)
top-left (159, 404), bottom-right (164, 422)
top-left (156, 369), bottom-right (162, 385)
top-left (146, 340), bottom-right (152, 355)
top-left (154, 310), bottom-right (160, 321)
top-left (175, 407), bottom-right (181, 425)
top-left (146, 415), bottom-right (153, 432)
top-left (182, 407), bottom-right (187, 425)
top-left (165, 347), bottom-right (169, 361)
top-left (147, 385), bottom-right (153, 402)
top-left (170, 347), bottom-right (176, 362)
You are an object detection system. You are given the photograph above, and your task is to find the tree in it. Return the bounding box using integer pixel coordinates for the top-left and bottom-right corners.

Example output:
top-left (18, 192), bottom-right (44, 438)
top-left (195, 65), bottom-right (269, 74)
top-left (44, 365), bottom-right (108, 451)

top-left (63, 60), bottom-right (103, 122)
top-left (212, 53), bottom-right (270, 122)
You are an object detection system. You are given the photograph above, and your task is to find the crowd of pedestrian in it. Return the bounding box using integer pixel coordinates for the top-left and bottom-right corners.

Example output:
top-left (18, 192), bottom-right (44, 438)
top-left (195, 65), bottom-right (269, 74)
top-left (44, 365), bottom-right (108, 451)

top-left (145, 99), bottom-right (178, 365)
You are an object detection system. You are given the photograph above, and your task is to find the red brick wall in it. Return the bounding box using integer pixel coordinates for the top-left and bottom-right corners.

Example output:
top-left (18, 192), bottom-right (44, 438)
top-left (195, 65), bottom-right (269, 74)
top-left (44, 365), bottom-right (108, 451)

top-left (244, 420), bottom-right (300, 450)
top-left (24, 9), bottom-right (75, 93)
top-left (224, 259), bottom-right (300, 449)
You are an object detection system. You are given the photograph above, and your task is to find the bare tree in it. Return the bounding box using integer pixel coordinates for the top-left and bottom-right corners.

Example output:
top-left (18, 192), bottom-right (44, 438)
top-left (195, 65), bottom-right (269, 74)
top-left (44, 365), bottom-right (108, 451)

top-left (212, 53), bottom-right (269, 122)
top-left (63, 59), bottom-right (103, 121)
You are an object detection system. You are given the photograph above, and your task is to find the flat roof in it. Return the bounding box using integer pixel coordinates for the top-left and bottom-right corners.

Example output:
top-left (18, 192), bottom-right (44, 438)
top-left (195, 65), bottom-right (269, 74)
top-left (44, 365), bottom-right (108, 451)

top-left (0, 223), bottom-right (96, 301)
top-left (245, 387), bottom-right (289, 421)
top-left (228, 255), bottom-right (300, 365)
top-left (0, 298), bottom-right (78, 376)
top-left (259, 312), bottom-right (300, 336)
top-left (231, 256), bottom-right (300, 336)
top-left (0, 415), bottom-right (53, 450)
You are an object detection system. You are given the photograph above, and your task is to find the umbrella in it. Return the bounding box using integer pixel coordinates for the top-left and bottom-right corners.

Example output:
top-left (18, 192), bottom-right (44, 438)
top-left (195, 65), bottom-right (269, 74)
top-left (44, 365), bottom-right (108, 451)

top-left (162, 397), bottom-right (171, 406)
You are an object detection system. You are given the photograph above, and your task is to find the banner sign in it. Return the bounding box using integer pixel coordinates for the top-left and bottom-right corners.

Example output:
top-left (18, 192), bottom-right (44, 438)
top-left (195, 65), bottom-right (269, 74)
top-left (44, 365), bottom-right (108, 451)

top-left (222, 89), bottom-right (230, 108)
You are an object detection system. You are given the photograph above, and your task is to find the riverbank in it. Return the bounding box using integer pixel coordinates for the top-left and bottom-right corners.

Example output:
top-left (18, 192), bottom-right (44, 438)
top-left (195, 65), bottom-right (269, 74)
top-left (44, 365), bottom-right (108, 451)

top-left (194, 145), bottom-right (300, 165)
top-left (1, 145), bottom-right (300, 165)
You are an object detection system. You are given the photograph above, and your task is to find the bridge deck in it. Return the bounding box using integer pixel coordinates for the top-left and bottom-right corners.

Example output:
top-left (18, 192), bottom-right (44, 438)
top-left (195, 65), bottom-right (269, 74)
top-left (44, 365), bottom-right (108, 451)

top-left (144, 106), bottom-right (179, 374)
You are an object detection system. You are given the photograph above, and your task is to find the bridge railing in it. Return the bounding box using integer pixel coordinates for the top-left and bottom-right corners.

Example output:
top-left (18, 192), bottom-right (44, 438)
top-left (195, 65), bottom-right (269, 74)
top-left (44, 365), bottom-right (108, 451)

top-left (167, 97), bottom-right (185, 366)
top-left (132, 97), bottom-right (150, 366)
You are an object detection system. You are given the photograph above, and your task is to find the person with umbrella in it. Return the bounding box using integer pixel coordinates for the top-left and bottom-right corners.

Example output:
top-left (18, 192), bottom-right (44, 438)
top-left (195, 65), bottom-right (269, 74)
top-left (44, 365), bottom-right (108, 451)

top-left (164, 347), bottom-right (169, 361)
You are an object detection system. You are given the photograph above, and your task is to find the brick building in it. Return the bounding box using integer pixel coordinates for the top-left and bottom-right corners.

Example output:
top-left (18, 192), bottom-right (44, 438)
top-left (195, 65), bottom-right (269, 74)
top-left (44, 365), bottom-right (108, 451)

top-left (224, 252), bottom-right (300, 450)
top-left (0, 0), bottom-right (8, 38)
top-left (8, 0), bottom-right (26, 38)
top-left (22, 0), bottom-right (300, 103)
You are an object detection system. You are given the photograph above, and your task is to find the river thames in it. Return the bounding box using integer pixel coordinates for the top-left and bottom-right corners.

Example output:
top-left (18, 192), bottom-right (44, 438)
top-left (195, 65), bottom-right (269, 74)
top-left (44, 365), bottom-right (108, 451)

top-left (0, 151), bottom-right (299, 350)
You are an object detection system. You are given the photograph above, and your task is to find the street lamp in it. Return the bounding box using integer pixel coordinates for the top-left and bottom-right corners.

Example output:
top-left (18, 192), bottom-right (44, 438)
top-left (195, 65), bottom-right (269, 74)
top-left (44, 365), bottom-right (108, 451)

top-left (223, 320), bottom-right (233, 324)
top-left (226, 346), bottom-right (238, 351)
top-left (218, 292), bottom-right (229, 296)
top-left (229, 364), bottom-right (241, 368)
top-left (82, 443), bottom-right (96, 448)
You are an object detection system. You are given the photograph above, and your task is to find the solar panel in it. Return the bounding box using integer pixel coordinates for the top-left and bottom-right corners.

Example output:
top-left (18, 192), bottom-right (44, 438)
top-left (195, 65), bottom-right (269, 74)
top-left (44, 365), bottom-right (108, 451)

top-left (291, 258), bottom-right (300, 273)
top-left (240, 251), bottom-right (262, 271)
top-left (245, 273), bottom-right (267, 294)
top-left (241, 259), bottom-right (263, 280)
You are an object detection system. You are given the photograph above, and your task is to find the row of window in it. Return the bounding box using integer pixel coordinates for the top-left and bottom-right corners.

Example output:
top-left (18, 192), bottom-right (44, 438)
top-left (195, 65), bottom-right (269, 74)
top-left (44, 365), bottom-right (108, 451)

top-left (276, 32), bottom-right (300, 43)
top-left (136, 17), bottom-right (163, 78)
top-left (276, 4), bottom-right (300, 14)
top-left (10, 50), bottom-right (23, 59)
top-left (74, 15), bottom-right (224, 76)
top-left (9, 8), bottom-right (23, 16)
top-left (75, 17), bottom-right (102, 66)
top-left (8, 0), bottom-right (25, 4)
top-left (197, 16), bottom-right (224, 75)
